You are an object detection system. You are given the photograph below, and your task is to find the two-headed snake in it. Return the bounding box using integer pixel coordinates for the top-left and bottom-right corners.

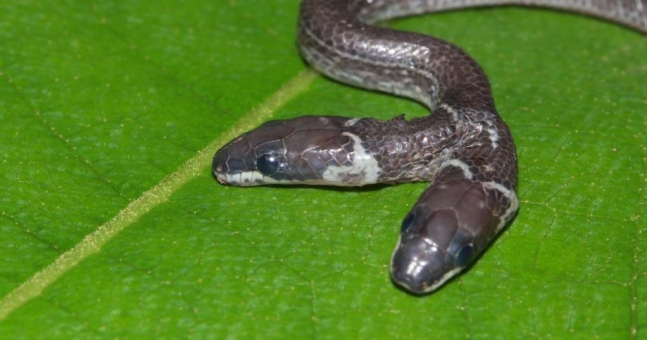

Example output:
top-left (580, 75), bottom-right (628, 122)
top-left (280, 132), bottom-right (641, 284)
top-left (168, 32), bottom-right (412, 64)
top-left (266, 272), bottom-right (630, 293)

top-left (212, 0), bottom-right (646, 294)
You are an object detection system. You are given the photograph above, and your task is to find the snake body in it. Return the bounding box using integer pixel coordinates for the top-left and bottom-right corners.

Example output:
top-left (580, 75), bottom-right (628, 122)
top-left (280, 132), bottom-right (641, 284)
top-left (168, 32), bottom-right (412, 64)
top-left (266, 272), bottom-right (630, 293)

top-left (213, 0), bottom-right (646, 294)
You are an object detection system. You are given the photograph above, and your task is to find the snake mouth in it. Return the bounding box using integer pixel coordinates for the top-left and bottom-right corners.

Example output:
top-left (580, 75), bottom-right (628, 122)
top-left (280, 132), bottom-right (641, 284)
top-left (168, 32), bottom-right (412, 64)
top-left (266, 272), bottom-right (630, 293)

top-left (216, 174), bottom-right (228, 184)
top-left (214, 171), bottom-right (242, 185)
top-left (214, 170), bottom-right (282, 187)
top-left (391, 262), bottom-right (434, 294)
top-left (212, 163), bottom-right (229, 184)
top-left (391, 258), bottom-right (462, 294)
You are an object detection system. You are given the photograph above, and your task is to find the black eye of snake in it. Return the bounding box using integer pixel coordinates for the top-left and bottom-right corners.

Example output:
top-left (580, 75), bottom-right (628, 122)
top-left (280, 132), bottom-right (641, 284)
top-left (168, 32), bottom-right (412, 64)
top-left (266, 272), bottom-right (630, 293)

top-left (256, 154), bottom-right (280, 176)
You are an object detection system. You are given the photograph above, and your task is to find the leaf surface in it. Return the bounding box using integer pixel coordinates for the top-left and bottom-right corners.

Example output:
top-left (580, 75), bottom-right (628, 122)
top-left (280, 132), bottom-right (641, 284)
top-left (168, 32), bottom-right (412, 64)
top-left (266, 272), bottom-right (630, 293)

top-left (1, 1), bottom-right (645, 338)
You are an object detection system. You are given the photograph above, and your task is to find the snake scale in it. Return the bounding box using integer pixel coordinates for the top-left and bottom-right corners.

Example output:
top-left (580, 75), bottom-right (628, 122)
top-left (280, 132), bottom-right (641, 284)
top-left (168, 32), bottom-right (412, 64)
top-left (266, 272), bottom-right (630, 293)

top-left (212, 0), bottom-right (646, 294)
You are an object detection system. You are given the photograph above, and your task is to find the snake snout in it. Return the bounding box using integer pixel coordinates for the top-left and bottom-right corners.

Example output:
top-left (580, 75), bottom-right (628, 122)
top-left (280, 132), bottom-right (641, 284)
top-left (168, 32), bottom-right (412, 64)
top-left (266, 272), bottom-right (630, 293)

top-left (390, 236), bottom-right (451, 294)
top-left (212, 143), bottom-right (252, 185)
top-left (212, 148), bottom-right (230, 180)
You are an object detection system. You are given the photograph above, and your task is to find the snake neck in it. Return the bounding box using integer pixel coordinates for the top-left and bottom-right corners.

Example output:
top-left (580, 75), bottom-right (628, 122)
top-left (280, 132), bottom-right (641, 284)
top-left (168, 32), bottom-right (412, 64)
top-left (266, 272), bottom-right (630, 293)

top-left (346, 105), bottom-right (517, 189)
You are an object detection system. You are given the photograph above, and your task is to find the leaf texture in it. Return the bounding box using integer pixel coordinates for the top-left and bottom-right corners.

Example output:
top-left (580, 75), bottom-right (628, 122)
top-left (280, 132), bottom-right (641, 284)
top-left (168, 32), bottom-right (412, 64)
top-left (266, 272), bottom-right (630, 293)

top-left (0, 0), bottom-right (645, 338)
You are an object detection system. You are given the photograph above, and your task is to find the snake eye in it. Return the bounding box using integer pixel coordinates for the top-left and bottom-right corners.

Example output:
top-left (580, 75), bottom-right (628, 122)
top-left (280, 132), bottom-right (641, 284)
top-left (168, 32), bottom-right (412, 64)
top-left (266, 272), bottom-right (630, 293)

top-left (256, 154), bottom-right (280, 176)
top-left (455, 244), bottom-right (474, 267)
top-left (400, 212), bottom-right (415, 233)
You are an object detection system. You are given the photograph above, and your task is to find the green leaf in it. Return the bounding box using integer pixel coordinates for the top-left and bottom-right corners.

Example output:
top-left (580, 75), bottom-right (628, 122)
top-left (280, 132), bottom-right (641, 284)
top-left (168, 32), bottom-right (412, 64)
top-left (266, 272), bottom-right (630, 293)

top-left (1, 1), bottom-right (645, 338)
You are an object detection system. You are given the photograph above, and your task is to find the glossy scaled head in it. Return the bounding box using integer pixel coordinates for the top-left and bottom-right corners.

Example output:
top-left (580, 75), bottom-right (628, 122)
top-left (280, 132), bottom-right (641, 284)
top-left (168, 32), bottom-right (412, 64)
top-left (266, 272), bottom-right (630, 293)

top-left (390, 173), bottom-right (505, 294)
top-left (390, 208), bottom-right (478, 294)
top-left (213, 115), bottom-right (361, 186)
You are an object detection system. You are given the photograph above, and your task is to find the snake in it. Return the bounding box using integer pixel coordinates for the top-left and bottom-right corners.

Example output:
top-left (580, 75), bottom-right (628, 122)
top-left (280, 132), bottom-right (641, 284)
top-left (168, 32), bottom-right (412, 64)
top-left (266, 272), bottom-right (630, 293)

top-left (212, 0), bottom-right (646, 294)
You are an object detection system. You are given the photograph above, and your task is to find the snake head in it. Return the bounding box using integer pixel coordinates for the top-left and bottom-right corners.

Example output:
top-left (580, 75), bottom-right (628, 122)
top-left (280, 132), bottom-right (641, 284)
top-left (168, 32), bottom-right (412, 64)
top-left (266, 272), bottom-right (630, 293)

top-left (391, 206), bottom-right (480, 294)
top-left (213, 115), bottom-right (375, 186)
top-left (390, 173), bottom-right (516, 294)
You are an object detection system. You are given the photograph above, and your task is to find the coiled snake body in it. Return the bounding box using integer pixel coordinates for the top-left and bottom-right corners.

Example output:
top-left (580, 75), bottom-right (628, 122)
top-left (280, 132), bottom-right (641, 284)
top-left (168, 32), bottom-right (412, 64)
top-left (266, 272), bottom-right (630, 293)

top-left (213, 0), bottom-right (646, 294)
